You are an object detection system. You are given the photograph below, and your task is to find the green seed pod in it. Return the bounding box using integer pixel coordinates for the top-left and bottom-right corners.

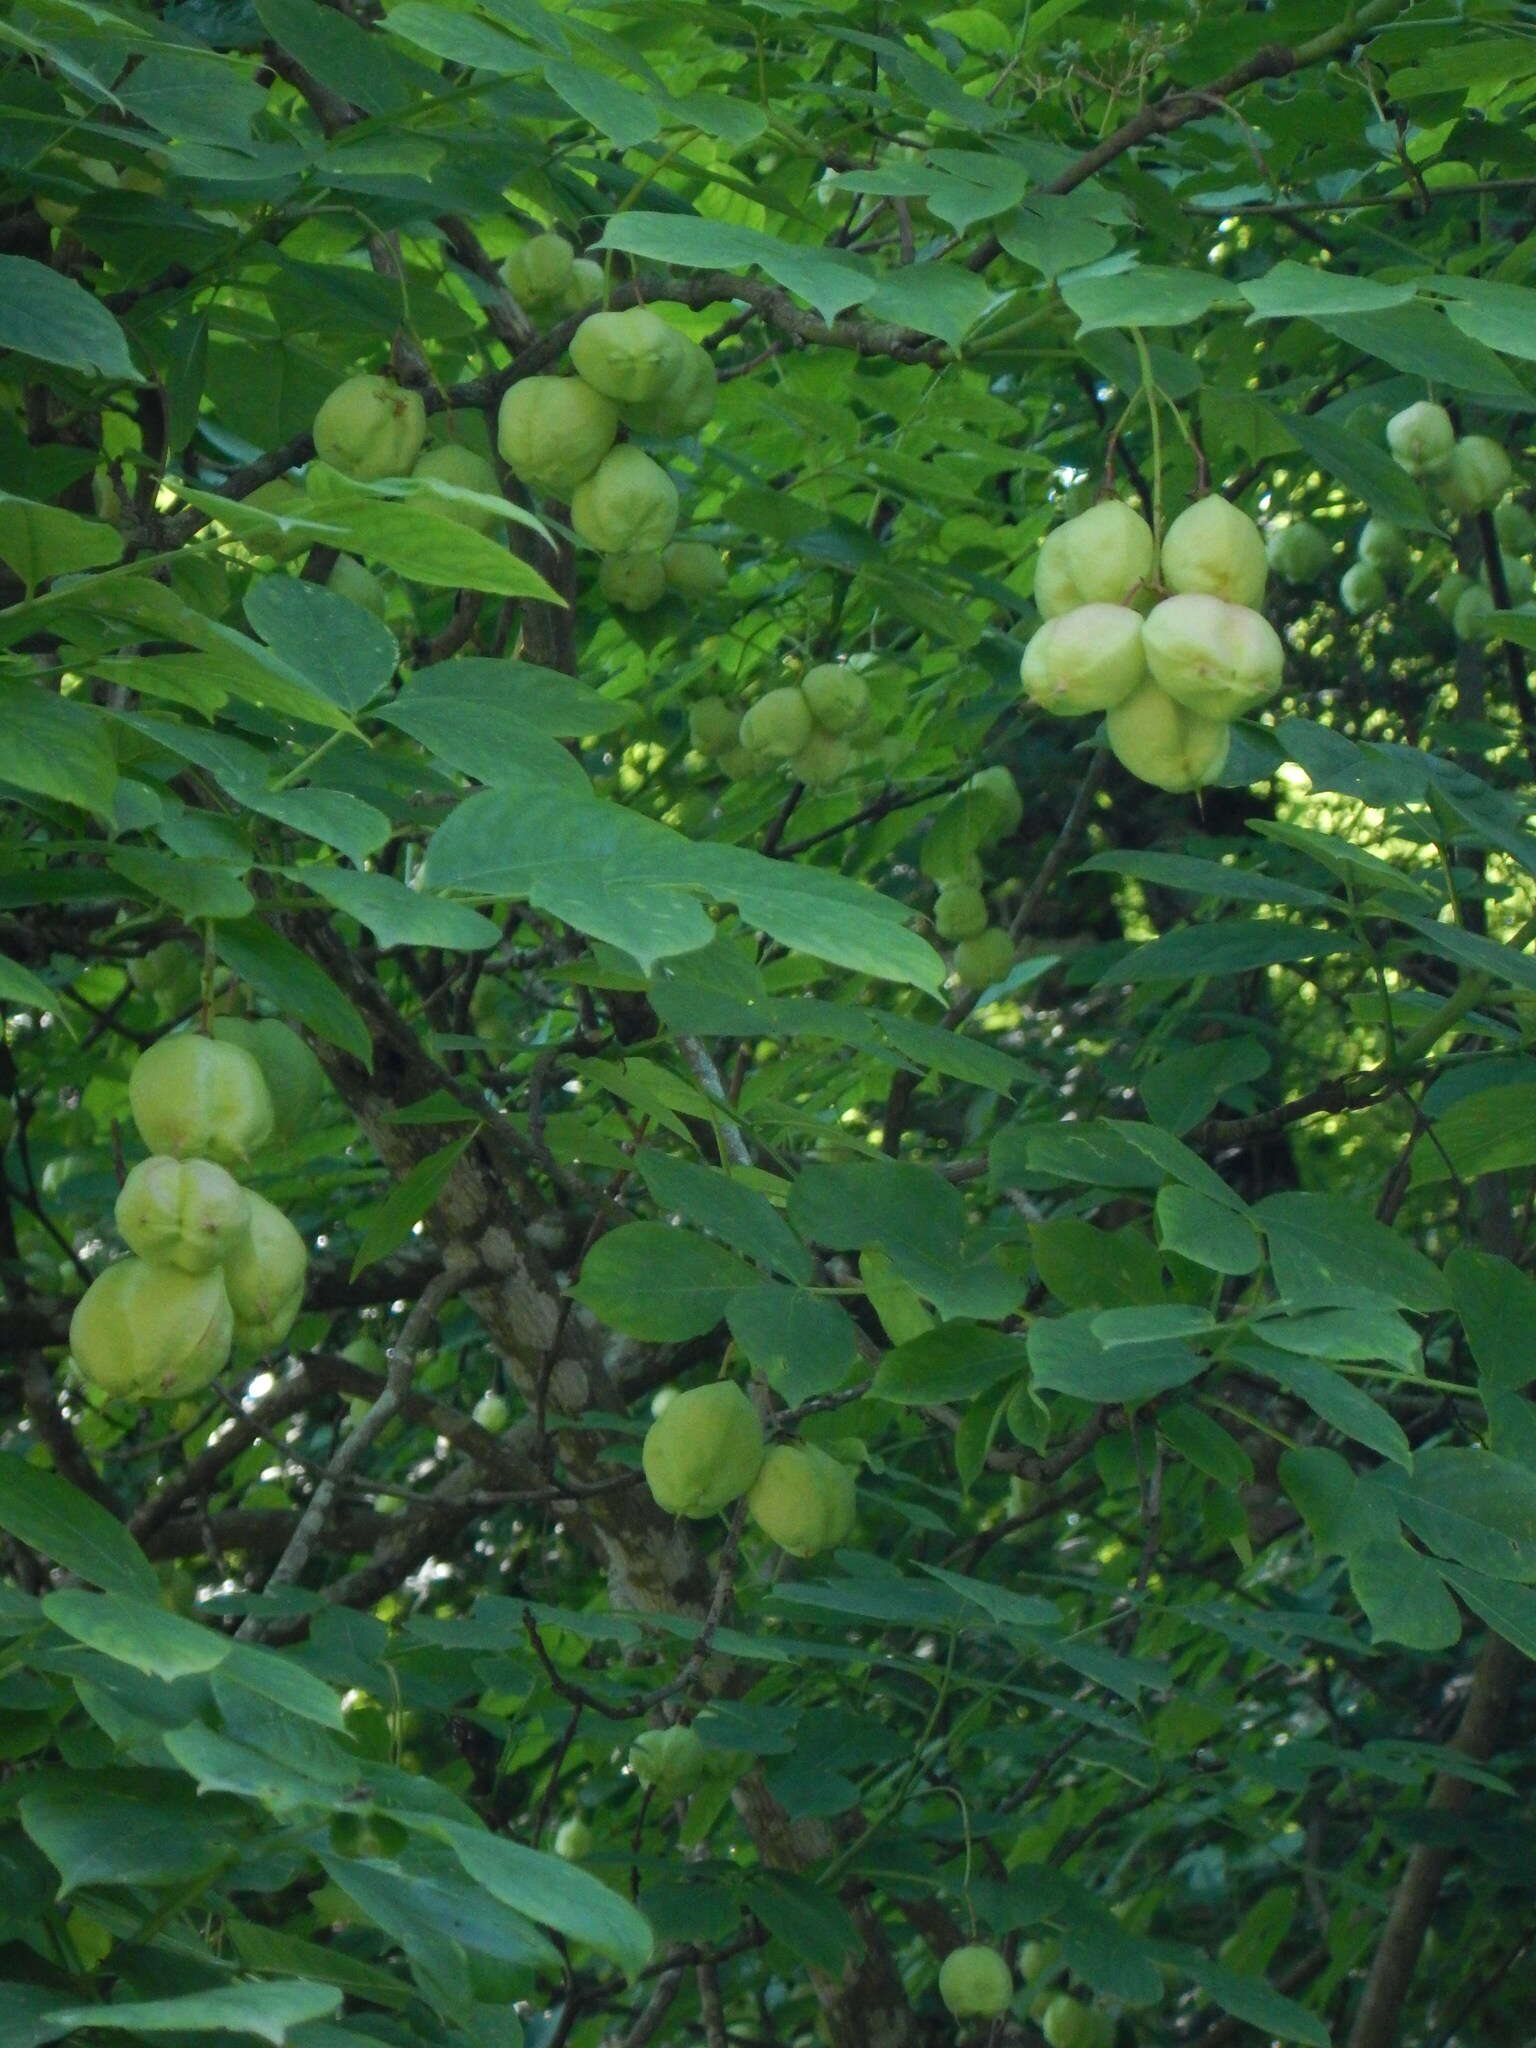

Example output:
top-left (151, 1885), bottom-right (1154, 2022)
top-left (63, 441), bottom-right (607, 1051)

top-left (1021, 603), bottom-right (1146, 716)
top-left (128, 940), bottom-right (201, 1014)
top-left (1034, 500), bottom-right (1155, 618)
top-left (472, 1391), bottom-right (511, 1432)
top-left (965, 767), bottom-right (1023, 842)
top-left (209, 1018), bottom-right (328, 1142)
top-left (326, 555), bottom-right (387, 618)
top-left (1482, 551), bottom-right (1535, 604)
top-left (1042, 1994), bottom-right (1094, 2048)
top-left (599, 550), bottom-right (668, 612)
top-left (1265, 520), bottom-right (1334, 586)
top-left (553, 1815), bottom-right (593, 1859)
top-left (1105, 683), bottom-right (1229, 794)
top-left (312, 375), bottom-right (426, 482)
top-left (70, 1258), bottom-right (234, 1401)
top-left (799, 663), bottom-right (870, 734)
top-left (628, 1723), bottom-right (707, 1797)
top-left (496, 376), bottom-right (619, 501)
top-left (1141, 594), bottom-right (1284, 721)
top-left (244, 478), bottom-right (309, 561)
top-left (1435, 435), bottom-right (1514, 516)
top-left (411, 444), bottom-right (501, 532)
top-left (1454, 583), bottom-right (1496, 642)
top-left (939, 1945), bottom-right (1014, 2020)
top-left (621, 336), bottom-right (717, 437)
top-left (688, 697), bottom-right (741, 756)
top-left (115, 1157), bottom-right (250, 1274)
top-left (789, 729), bottom-right (855, 787)
top-left (1434, 570), bottom-right (1473, 621)
top-left (1340, 561), bottom-right (1387, 616)
top-left (1386, 400), bottom-right (1456, 478)
top-left (642, 1380), bottom-right (765, 1517)
top-left (663, 540), bottom-right (728, 597)
top-left (1357, 517), bottom-right (1408, 573)
top-left (558, 257), bottom-right (605, 316)
top-left (569, 445), bottom-right (679, 554)
top-left (502, 232), bottom-right (575, 307)
top-left (1160, 495), bottom-right (1267, 609)
top-left (747, 1443), bottom-right (845, 1557)
top-left (167, 552), bottom-right (231, 618)
top-left (130, 1034), bottom-right (274, 1167)
top-left (953, 926), bottom-right (1016, 991)
top-left (570, 307), bottom-right (689, 405)
top-left (740, 686), bottom-right (814, 760)
top-left (935, 883), bottom-right (988, 942)
top-left (1494, 500), bottom-right (1536, 553)
top-left (223, 1191), bottom-right (308, 1363)
top-left (717, 744), bottom-right (771, 781)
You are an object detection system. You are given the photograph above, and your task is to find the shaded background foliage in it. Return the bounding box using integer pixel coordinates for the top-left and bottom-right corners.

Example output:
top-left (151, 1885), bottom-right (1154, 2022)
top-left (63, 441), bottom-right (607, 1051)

top-left (4, 2), bottom-right (1536, 2046)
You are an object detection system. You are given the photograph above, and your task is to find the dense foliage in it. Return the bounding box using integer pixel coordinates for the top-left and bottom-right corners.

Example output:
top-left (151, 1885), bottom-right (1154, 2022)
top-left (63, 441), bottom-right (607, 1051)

top-left (5, 3), bottom-right (1536, 2045)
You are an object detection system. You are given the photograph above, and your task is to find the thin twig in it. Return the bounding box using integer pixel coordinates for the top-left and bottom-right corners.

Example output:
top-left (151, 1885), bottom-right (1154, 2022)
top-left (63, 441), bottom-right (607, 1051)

top-left (236, 1265), bottom-right (463, 1637)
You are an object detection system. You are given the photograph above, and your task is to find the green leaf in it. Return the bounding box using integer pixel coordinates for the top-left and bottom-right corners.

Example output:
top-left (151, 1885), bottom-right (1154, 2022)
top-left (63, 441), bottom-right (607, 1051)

top-left (1165, 1950), bottom-right (1330, 2048)
top-left (244, 574), bottom-right (398, 715)
top-left (1106, 920), bottom-right (1350, 985)
top-left (297, 868), bottom-right (501, 953)
top-left (0, 1456), bottom-right (157, 1600)
top-left (1321, 303), bottom-right (1531, 404)
top-left (1030, 1217), bottom-right (1167, 1308)
top-left (112, 848), bottom-right (253, 921)
top-left (1347, 1536), bottom-right (1461, 1650)
top-left (0, 680), bottom-right (118, 818)
top-left (1061, 264), bottom-right (1236, 332)
top-left (1395, 1447), bottom-right (1536, 1582)
top-left (726, 1285), bottom-right (858, 1404)
top-left (871, 1322), bottom-right (1029, 1404)
top-left (21, 1770), bottom-right (231, 1893)
top-left (213, 918), bottom-right (372, 1067)
top-left (0, 494), bottom-right (121, 593)
top-left (1394, 910), bottom-right (1536, 997)
top-left (0, 953), bottom-right (63, 1014)
top-left (421, 786), bottom-right (941, 990)
top-left (1028, 1313), bottom-right (1204, 1404)
top-left (1155, 1185), bottom-right (1262, 1275)
top-left (1448, 1247), bottom-right (1536, 1392)
top-left (1012, 1118), bottom-right (1239, 1207)
top-left (1158, 1404), bottom-right (1253, 1486)
top-left (0, 1984), bottom-right (61, 2048)
top-left (42, 1590), bottom-right (232, 1679)
top-left (571, 1223), bottom-right (757, 1340)
top-left (0, 256), bottom-right (138, 381)
top-left (1241, 262), bottom-right (1415, 321)
top-left (1412, 1080), bottom-right (1536, 1185)
top-left (599, 213), bottom-right (868, 324)
top-left (1255, 1193), bottom-right (1449, 1313)
top-left (639, 1153), bottom-right (811, 1282)
top-left (332, 500), bottom-right (562, 601)
top-left (350, 1132), bottom-right (476, 1279)
top-left (219, 1642), bottom-right (345, 1730)
top-left (1242, 1349), bottom-right (1412, 1471)
top-left (41, 1982), bottom-right (342, 2043)
top-left (433, 1821), bottom-right (654, 1978)
top-left (546, 58), bottom-right (660, 145)
top-left (1432, 276), bottom-right (1536, 366)
top-left (1077, 847), bottom-right (1330, 909)
top-left (742, 1872), bottom-right (859, 1975)
top-left (863, 261), bottom-right (993, 345)
top-left (1271, 404), bottom-right (1437, 531)
top-left (1439, 1563), bottom-right (1536, 1659)
top-left (164, 1724), bottom-right (357, 1815)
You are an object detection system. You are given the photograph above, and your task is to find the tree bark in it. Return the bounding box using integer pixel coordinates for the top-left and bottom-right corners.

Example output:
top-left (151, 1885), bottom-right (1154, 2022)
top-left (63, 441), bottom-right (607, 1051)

top-left (1345, 1630), bottom-right (1523, 2048)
